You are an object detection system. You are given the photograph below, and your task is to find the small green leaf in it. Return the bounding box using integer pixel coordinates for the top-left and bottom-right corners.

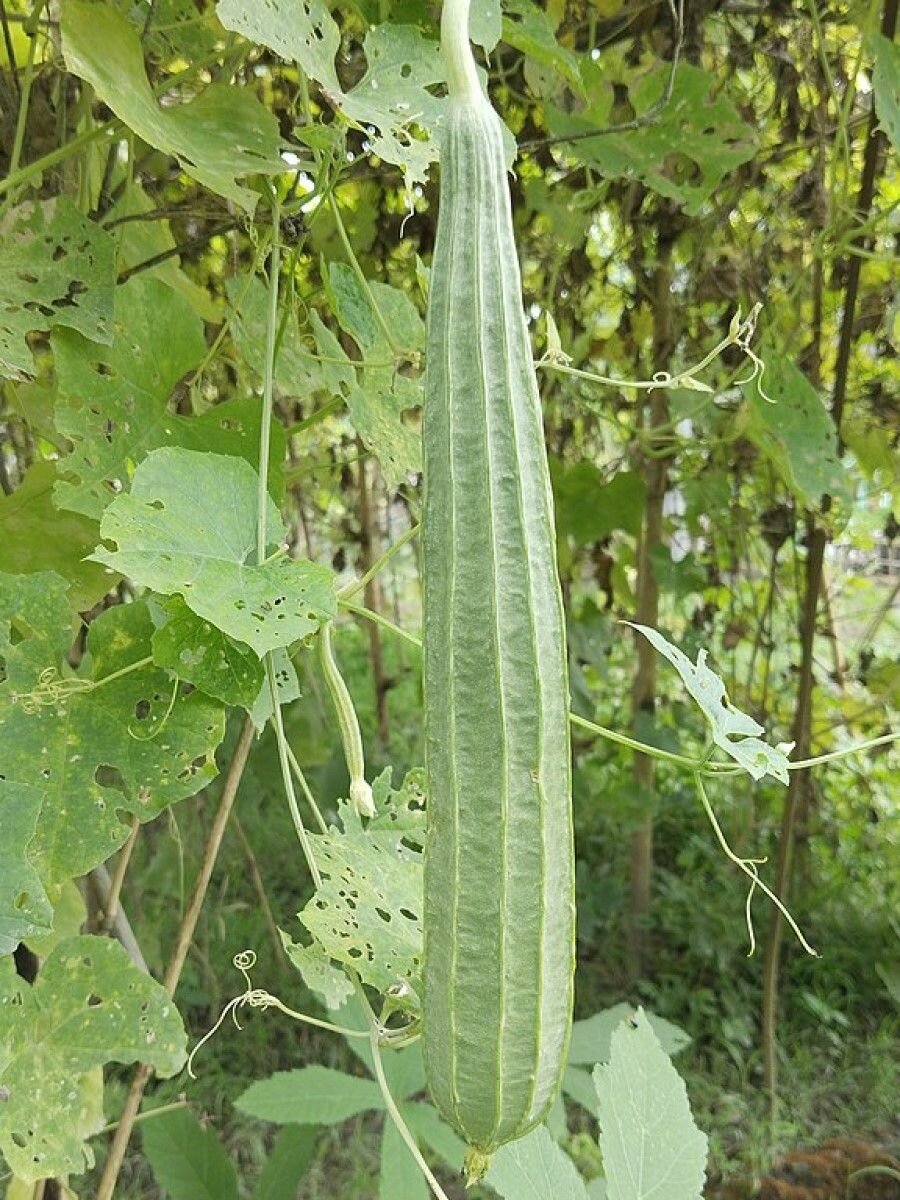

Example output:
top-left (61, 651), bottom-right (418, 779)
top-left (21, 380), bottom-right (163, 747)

top-left (0, 200), bottom-right (114, 381)
top-left (237, 1067), bottom-right (382, 1125)
top-left (142, 1108), bottom-right (239, 1200)
top-left (741, 354), bottom-right (850, 515)
top-left (92, 448), bottom-right (336, 657)
top-left (594, 1009), bottom-right (708, 1200)
top-left (502, 0), bottom-right (583, 95)
top-left (627, 623), bottom-right (792, 783)
top-left (870, 34), bottom-right (900, 150)
top-left (0, 462), bottom-right (113, 610)
top-left (552, 462), bottom-right (646, 543)
top-left (486, 1125), bottom-right (589, 1200)
top-left (568, 1004), bottom-right (691, 1066)
top-left (254, 1126), bottom-right (318, 1200)
top-left (152, 596), bottom-right (265, 710)
top-left (216, 0), bottom-right (341, 93)
top-left (62, 1), bottom-right (285, 210)
top-left (0, 781), bottom-right (52, 955)
top-left (0, 935), bottom-right (186, 1182)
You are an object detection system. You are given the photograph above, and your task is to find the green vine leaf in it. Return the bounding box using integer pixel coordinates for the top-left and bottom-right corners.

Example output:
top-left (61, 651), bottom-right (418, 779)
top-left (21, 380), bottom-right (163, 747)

top-left (151, 596), bottom-right (265, 711)
top-left (296, 770), bottom-right (425, 996)
top-left (740, 353), bottom-right (851, 517)
top-left (547, 63), bottom-right (757, 214)
top-left (0, 199), bottom-right (114, 381)
top-left (595, 1009), bottom-right (708, 1200)
top-left (61, 1), bottom-right (285, 211)
top-left (0, 461), bottom-right (114, 609)
top-left (237, 1066), bottom-right (382, 1125)
top-left (326, 263), bottom-right (423, 488)
top-left (501, 0), bottom-right (584, 96)
top-left (0, 572), bottom-right (225, 884)
top-left (54, 275), bottom-right (285, 519)
top-left (627, 623), bottom-right (792, 783)
top-left (92, 448), bottom-right (336, 657)
top-left (0, 781), bottom-right (52, 956)
top-left (142, 1107), bottom-right (240, 1200)
top-left (0, 935), bottom-right (186, 1183)
top-left (869, 34), bottom-right (900, 151)
top-left (217, 1), bottom-right (445, 188)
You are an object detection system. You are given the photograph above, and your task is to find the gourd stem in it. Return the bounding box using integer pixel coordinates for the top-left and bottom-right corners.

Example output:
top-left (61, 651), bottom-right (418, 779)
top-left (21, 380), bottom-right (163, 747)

top-left (441, 0), bottom-right (481, 103)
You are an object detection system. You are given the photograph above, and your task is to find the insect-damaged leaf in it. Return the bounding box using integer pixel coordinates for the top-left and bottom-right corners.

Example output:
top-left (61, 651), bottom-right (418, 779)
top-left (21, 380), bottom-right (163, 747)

top-left (92, 449), bottom-right (336, 657)
top-left (0, 199), bottom-right (114, 381)
top-left (54, 275), bottom-right (285, 519)
top-left (0, 571), bottom-right (225, 885)
top-left (0, 936), bottom-right (186, 1182)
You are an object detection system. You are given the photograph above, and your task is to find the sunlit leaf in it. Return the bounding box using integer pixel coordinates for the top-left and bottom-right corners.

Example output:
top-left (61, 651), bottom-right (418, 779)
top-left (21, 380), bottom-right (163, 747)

top-left (0, 935), bottom-right (186, 1182)
top-left (62, 0), bottom-right (285, 210)
top-left (502, 0), bottom-right (583, 95)
top-left (92, 448), bottom-right (336, 656)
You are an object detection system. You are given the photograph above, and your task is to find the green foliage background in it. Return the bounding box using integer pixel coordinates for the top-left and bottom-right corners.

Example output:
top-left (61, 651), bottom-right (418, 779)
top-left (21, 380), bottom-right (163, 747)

top-left (0, 0), bottom-right (897, 1196)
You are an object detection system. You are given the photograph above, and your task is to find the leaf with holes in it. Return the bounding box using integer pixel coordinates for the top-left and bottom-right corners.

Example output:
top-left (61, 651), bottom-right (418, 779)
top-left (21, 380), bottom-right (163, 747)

top-left (297, 783), bottom-right (424, 996)
top-left (0, 571), bottom-right (225, 885)
top-left (0, 200), bottom-right (114, 381)
top-left (54, 276), bottom-right (285, 519)
top-left (627, 623), bottom-right (792, 783)
top-left (151, 596), bottom-right (265, 711)
top-left (740, 353), bottom-right (851, 517)
top-left (595, 1009), bottom-right (708, 1200)
top-left (0, 935), bottom-right (186, 1182)
top-left (0, 781), bottom-right (52, 956)
top-left (547, 63), bottom-right (756, 214)
top-left (62, 1), bottom-right (284, 211)
top-left (281, 933), bottom-right (354, 1010)
top-left (92, 448), bottom-right (336, 656)
top-left (218, 1), bottom-right (446, 188)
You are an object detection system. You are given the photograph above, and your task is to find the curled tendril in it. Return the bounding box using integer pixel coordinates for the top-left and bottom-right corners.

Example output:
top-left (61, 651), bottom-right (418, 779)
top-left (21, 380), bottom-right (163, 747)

top-left (14, 668), bottom-right (92, 714)
top-left (186, 949), bottom-right (373, 1079)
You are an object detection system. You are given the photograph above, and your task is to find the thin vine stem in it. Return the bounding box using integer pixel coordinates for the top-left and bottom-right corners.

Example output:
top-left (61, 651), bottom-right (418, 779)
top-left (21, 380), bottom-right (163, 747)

top-left (340, 599), bottom-right (422, 648)
top-left (338, 522), bottom-right (420, 600)
top-left (285, 743), bottom-right (329, 833)
top-left (327, 192), bottom-right (402, 356)
top-left (352, 979), bottom-right (452, 1200)
top-left (255, 194), bottom-right (322, 887)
